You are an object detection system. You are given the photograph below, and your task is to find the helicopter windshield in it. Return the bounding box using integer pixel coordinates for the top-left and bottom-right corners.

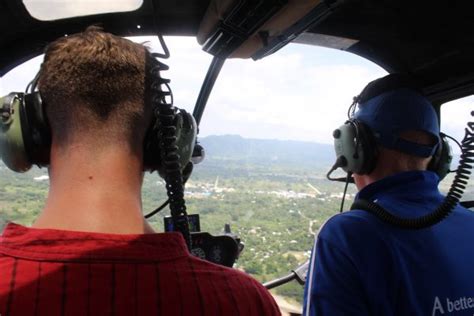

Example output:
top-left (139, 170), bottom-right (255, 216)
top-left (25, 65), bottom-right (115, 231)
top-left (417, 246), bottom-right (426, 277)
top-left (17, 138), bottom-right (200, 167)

top-left (0, 35), bottom-right (471, 309)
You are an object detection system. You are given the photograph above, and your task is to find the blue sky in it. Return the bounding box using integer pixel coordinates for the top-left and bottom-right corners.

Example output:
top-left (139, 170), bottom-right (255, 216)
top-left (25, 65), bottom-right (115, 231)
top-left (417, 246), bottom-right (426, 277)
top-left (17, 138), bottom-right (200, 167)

top-left (0, 36), bottom-right (471, 148)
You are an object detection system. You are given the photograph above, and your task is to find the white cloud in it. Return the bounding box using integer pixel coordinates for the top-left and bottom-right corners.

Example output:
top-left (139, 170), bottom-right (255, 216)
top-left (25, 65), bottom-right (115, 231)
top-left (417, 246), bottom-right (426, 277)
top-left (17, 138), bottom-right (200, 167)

top-left (2, 36), bottom-right (469, 146)
top-left (197, 47), bottom-right (386, 143)
top-left (0, 56), bottom-right (42, 93)
top-left (441, 96), bottom-right (474, 153)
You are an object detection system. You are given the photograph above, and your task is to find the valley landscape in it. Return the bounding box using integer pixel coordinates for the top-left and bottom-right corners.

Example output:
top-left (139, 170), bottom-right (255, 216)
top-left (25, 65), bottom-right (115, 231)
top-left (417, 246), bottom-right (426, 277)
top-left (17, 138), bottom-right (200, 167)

top-left (0, 135), bottom-right (469, 308)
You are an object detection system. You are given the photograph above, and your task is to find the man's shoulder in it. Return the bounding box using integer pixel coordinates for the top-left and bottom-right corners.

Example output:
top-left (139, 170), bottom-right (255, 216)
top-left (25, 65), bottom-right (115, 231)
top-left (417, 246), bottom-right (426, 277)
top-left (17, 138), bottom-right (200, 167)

top-left (319, 209), bottom-right (384, 238)
top-left (187, 256), bottom-right (281, 314)
top-left (188, 255), bottom-right (268, 289)
top-left (186, 256), bottom-right (274, 292)
top-left (317, 203), bottom-right (474, 254)
top-left (316, 209), bottom-right (390, 254)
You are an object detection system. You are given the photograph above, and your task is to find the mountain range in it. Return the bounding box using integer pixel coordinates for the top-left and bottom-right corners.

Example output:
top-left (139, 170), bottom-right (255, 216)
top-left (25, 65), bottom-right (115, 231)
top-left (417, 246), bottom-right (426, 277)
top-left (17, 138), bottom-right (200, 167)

top-left (198, 135), bottom-right (335, 170)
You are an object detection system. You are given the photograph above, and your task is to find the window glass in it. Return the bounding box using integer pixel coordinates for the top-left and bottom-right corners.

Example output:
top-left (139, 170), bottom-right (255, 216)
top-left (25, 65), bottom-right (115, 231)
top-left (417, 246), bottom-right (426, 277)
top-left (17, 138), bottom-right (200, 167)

top-left (440, 97), bottom-right (474, 200)
top-left (0, 36), bottom-right (387, 308)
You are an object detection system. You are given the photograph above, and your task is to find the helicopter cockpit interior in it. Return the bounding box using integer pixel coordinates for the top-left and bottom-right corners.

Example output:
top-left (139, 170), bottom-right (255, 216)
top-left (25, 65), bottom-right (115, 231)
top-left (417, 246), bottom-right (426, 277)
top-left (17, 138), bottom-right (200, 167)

top-left (0, 0), bottom-right (473, 314)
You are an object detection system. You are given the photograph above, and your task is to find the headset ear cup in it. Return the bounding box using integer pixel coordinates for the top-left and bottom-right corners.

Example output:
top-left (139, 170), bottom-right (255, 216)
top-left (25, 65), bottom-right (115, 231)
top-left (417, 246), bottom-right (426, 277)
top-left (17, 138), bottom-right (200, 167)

top-left (175, 110), bottom-right (197, 169)
top-left (22, 92), bottom-right (51, 166)
top-left (428, 135), bottom-right (452, 181)
top-left (143, 108), bottom-right (197, 176)
top-left (0, 93), bottom-right (32, 172)
top-left (334, 123), bottom-right (361, 173)
top-left (1, 91), bottom-right (51, 172)
top-left (333, 120), bottom-right (377, 174)
top-left (355, 121), bottom-right (378, 174)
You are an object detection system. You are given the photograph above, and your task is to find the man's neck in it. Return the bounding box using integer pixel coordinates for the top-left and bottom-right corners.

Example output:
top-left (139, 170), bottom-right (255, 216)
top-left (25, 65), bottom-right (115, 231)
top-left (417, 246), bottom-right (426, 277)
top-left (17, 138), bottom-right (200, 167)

top-left (354, 148), bottom-right (430, 191)
top-left (33, 143), bottom-right (155, 234)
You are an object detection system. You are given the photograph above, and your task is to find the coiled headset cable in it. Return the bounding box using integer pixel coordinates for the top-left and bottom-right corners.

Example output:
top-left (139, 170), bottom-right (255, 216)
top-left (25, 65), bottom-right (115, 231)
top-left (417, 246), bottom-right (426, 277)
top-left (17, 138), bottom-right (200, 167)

top-left (148, 37), bottom-right (191, 248)
top-left (351, 111), bottom-right (474, 229)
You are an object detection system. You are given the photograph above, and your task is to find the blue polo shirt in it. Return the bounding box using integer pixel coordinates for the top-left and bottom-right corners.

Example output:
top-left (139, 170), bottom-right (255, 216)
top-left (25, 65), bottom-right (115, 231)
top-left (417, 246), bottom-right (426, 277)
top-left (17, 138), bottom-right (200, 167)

top-left (303, 171), bottom-right (474, 316)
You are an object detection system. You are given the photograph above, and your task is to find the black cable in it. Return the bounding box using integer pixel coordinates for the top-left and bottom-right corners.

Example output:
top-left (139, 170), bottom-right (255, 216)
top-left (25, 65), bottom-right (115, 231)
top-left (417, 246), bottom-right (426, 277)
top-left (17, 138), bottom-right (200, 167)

top-left (25, 68), bottom-right (41, 93)
top-left (326, 156), bottom-right (347, 181)
top-left (340, 172), bottom-right (352, 213)
top-left (157, 104), bottom-right (190, 247)
top-left (351, 112), bottom-right (474, 229)
top-left (347, 97), bottom-right (358, 119)
top-left (142, 63), bottom-right (173, 220)
top-left (443, 132), bottom-right (463, 151)
top-left (144, 200), bottom-right (169, 219)
top-left (155, 34), bottom-right (170, 59)
top-left (442, 132), bottom-right (463, 173)
top-left (144, 163), bottom-right (193, 219)
top-left (149, 0), bottom-right (170, 60)
top-left (147, 0), bottom-right (191, 248)
top-left (148, 47), bottom-right (191, 248)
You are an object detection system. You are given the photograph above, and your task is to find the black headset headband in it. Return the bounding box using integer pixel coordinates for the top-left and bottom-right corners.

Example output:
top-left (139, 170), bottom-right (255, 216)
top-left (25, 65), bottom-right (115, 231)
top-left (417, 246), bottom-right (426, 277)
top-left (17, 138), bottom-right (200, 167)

top-left (356, 74), bottom-right (424, 105)
top-left (331, 73), bottom-right (452, 180)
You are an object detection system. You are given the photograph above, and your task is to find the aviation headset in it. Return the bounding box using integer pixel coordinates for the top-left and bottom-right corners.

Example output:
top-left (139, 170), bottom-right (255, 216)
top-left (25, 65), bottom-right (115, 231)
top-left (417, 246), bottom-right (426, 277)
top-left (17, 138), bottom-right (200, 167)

top-left (332, 74), bottom-right (452, 180)
top-left (0, 50), bottom-right (197, 177)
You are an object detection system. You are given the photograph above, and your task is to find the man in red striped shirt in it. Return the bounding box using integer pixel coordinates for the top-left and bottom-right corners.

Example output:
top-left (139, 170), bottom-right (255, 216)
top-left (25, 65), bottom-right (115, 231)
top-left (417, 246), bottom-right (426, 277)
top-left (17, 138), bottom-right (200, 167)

top-left (0, 27), bottom-right (280, 316)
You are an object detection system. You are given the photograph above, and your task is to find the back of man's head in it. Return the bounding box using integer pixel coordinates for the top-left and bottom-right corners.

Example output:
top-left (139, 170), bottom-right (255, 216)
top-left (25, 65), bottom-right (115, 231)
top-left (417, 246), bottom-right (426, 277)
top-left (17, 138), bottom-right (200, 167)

top-left (38, 26), bottom-right (150, 149)
top-left (353, 82), bottom-right (440, 175)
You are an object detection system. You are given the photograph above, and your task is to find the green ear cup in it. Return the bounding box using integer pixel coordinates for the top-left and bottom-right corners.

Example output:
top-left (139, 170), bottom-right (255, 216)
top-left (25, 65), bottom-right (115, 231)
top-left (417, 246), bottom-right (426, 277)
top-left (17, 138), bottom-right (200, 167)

top-left (154, 110), bottom-right (197, 179)
top-left (334, 123), bottom-right (365, 174)
top-left (175, 111), bottom-right (197, 169)
top-left (0, 93), bottom-right (32, 172)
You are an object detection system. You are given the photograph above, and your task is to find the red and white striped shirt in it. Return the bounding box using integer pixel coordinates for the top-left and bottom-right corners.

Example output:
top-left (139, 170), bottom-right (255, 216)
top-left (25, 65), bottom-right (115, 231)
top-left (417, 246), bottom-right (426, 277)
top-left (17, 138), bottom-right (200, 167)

top-left (0, 223), bottom-right (280, 316)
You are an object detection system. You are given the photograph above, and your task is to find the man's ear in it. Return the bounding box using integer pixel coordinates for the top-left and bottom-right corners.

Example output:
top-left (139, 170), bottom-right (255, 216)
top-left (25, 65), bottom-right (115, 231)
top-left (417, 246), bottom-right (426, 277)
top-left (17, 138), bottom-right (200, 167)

top-left (353, 174), bottom-right (368, 190)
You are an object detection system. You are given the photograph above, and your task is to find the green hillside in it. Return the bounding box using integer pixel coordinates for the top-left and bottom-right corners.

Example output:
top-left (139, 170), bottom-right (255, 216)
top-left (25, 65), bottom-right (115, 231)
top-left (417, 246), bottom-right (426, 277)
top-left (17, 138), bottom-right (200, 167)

top-left (1, 134), bottom-right (470, 305)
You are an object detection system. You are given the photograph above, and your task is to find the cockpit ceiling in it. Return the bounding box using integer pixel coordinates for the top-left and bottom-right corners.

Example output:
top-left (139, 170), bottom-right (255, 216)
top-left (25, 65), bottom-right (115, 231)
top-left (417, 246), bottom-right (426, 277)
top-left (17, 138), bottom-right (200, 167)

top-left (0, 0), bottom-right (209, 75)
top-left (305, 0), bottom-right (474, 103)
top-left (1, 0), bottom-right (474, 102)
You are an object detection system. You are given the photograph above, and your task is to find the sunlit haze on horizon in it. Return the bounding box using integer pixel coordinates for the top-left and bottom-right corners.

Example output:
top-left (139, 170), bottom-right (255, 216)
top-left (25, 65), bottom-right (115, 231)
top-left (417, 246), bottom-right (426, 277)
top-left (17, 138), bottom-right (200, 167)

top-left (0, 36), bottom-right (471, 148)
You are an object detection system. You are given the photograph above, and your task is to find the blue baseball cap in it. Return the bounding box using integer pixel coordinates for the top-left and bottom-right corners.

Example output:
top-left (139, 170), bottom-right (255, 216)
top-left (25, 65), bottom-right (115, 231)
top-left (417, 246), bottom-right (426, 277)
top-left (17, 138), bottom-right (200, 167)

top-left (353, 88), bottom-right (440, 157)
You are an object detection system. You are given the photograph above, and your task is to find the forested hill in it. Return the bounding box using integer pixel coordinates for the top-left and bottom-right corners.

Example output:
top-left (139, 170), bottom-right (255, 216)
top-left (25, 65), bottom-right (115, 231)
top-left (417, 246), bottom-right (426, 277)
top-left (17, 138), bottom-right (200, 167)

top-left (199, 135), bottom-right (335, 169)
top-left (0, 135), bottom-right (340, 307)
top-left (1, 135), bottom-right (470, 306)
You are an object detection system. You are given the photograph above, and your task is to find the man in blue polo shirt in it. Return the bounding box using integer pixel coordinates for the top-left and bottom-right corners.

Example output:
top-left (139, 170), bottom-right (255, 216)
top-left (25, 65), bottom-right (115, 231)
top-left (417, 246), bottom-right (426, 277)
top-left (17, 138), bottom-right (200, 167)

top-left (303, 75), bottom-right (474, 315)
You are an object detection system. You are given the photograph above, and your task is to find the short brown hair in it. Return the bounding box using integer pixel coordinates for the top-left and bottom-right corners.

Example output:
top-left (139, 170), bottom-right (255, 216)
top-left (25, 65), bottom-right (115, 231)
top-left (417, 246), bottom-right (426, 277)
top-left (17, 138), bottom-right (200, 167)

top-left (38, 26), bottom-right (150, 147)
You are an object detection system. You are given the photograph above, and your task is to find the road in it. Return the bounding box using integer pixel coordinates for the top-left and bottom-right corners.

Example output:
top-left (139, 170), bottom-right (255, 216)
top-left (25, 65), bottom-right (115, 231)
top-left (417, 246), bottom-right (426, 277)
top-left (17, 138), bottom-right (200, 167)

top-left (298, 210), bottom-right (318, 235)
